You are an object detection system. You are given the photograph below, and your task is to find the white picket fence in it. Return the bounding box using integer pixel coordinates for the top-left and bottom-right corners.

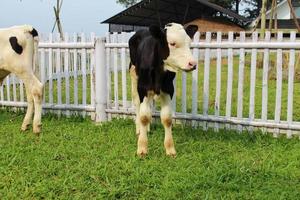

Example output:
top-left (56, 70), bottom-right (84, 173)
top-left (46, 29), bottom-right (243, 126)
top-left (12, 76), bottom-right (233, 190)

top-left (1, 31), bottom-right (300, 138)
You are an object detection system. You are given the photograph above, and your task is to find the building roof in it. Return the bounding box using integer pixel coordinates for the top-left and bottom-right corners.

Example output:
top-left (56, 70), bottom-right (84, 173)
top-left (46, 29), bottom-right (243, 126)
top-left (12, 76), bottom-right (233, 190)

top-left (102, 0), bottom-right (251, 28)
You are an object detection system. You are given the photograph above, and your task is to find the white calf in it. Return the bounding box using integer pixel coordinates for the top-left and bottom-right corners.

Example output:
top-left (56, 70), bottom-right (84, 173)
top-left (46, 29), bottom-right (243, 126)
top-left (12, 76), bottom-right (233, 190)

top-left (0, 25), bottom-right (43, 134)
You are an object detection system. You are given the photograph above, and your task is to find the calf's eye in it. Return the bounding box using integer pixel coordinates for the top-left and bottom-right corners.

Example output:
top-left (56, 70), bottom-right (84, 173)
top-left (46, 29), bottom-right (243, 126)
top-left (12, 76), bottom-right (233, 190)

top-left (170, 42), bottom-right (176, 47)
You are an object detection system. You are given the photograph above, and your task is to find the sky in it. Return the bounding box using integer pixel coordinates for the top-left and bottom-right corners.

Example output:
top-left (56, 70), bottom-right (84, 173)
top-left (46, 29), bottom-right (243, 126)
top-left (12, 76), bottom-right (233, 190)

top-left (0, 0), bottom-right (124, 36)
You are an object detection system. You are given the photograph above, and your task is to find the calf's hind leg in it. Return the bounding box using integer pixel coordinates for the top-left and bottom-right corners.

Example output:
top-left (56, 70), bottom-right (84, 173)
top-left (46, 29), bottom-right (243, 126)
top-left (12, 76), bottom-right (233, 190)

top-left (21, 74), bottom-right (43, 134)
top-left (21, 84), bottom-right (34, 132)
top-left (130, 65), bottom-right (141, 136)
top-left (32, 76), bottom-right (43, 134)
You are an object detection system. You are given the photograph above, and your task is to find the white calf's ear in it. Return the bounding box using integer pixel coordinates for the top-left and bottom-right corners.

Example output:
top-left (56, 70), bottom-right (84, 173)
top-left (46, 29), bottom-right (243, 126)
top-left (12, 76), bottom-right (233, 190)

top-left (185, 25), bottom-right (198, 39)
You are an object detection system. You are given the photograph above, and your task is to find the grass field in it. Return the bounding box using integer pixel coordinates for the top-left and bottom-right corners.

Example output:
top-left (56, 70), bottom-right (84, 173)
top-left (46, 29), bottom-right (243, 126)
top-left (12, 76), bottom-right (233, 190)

top-left (0, 110), bottom-right (300, 199)
top-left (1, 50), bottom-right (300, 198)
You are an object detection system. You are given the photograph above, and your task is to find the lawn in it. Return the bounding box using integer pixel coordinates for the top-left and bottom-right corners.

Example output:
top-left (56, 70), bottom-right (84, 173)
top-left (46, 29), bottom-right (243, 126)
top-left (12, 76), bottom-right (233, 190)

top-left (0, 110), bottom-right (300, 199)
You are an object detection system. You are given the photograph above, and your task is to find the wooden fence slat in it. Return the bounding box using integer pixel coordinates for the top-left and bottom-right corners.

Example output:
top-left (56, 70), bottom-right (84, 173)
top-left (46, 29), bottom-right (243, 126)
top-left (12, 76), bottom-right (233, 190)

top-left (181, 72), bottom-right (187, 114)
top-left (113, 32), bottom-right (119, 110)
top-left (6, 76), bottom-right (10, 102)
top-left (274, 32), bottom-right (283, 137)
top-left (40, 48), bottom-right (46, 103)
top-left (261, 32), bottom-right (271, 132)
top-left (90, 32), bottom-right (96, 120)
top-left (287, 31), bottom-right (296, 138)
top-left (19, 80), bottom-right (24, 102)
top-left (225, 32), bottom-right (234, 130)
top-left (121, 32), bottom-right (127, 109)
top-left (214, 32), bottom-right (222, 132)
top-left (73, 33), bottom-right (79, 105)
top-left (0, 84), bottom-right (3, 102)
top-left (12, 75), bottom-right (17, 102)
top-left (48, 33), bottom-right (54, 104)
top-left (64, 33), bottom-right (70, 116)
top-left (237, 32), bottom-right (246, 133)
top-left (203, 32), bottom-right (211, 130)
top-left (106, 33), bottom-right (111, 109)
top-left (192, 32), bottom-right (200, 125)
top-left (249, 32), bottom-right (258, 131)
top-left (81, 33), bottom-right (87, 116)
top-left (172, 76), bottom-right (177, 113)
top-left (56, 34), bottom-right (62, 116)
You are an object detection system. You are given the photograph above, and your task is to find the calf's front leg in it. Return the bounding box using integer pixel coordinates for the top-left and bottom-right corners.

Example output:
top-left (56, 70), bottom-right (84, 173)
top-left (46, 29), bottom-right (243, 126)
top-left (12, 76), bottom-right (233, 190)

top-left (137, 96), bottom-right (152, 156)
top-left (160, 93), bottom-right (176, 157)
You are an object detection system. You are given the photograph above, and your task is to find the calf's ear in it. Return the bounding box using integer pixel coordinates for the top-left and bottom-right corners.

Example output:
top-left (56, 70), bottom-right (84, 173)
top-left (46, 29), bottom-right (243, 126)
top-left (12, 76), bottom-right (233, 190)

top-left (149, 25), bottom-right (164, 39)
top-left (185, 25), bottom-right (198, 39)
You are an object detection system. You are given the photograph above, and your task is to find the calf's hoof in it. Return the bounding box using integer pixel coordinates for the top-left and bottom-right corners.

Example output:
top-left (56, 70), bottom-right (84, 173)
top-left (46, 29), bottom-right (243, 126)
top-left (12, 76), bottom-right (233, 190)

top-left (21, 123), bottom-right (30, 132)
top-left (137, 147), bottom-right (148, 157)
top-left (166, 148), bottom-right (177, 158)
top-left (33, 124), bottom-right (42, 135)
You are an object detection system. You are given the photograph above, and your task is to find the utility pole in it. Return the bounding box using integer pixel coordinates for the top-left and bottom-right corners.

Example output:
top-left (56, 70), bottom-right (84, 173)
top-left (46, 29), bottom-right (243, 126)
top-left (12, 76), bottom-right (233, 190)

top-left (52, 0), bottom-right (64, 40)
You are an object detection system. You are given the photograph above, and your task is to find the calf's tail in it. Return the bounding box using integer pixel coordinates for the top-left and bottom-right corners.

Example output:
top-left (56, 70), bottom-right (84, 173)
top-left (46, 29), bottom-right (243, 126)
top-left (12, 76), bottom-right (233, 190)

top-left (29, 28), bottom-right (39, 77)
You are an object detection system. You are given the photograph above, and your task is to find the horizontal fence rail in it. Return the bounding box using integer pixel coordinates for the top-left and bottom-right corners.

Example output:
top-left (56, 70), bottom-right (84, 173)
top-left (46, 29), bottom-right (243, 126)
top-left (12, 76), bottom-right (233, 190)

top-left (1, 31), bottom-right (300, 138)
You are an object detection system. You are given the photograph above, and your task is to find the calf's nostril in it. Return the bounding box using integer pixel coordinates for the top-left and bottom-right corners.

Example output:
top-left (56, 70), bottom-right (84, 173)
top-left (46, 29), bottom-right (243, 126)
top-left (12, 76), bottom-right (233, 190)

top-left (189, 61), bottom-right (197, 67)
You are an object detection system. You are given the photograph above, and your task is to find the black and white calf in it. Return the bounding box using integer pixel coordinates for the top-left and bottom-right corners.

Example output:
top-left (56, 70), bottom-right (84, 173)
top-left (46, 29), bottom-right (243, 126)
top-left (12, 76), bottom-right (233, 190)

top-left (0, 25), bottom-right (43, 134)
top-left (129, 23), bottom-right (198, 156)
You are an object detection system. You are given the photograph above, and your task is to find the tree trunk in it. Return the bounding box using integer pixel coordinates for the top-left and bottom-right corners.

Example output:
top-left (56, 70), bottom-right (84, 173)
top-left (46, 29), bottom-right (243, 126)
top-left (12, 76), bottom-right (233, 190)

top-left (235, 0), bottom-right (240, 14)
top-left (260, 0), bottom-right (267, 39)
top-left (269, 0), bottom-right (276, 31)
top-left (287, 0), bottom-right (300, 32)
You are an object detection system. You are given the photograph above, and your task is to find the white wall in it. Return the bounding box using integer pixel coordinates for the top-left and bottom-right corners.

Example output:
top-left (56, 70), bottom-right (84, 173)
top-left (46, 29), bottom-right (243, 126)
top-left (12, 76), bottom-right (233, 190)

top-left (266, 1), bottom-right (291, 19)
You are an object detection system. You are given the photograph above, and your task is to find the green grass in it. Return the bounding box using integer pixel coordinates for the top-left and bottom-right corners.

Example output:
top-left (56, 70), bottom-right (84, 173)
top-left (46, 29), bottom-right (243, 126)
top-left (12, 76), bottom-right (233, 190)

top-left (1, 53), bottom-right (300, 198)
top-left (0, 110), bottom-right (300, 199)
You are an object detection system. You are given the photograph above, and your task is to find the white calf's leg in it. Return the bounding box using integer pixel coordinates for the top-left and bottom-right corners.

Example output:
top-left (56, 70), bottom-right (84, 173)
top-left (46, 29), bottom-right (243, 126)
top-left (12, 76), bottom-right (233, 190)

top-left (20, 74), bottom-right (43, 134)
top-left (130, 66), bottom-right (141, 136)
top-left (137, 96), bottom-right (152, 156)
top-left (160, 93), bottom-right (176, 157)
top-left (21, 83), bottom-right (34, 131)
top-left (147, 98), bottom-right (154, 133)
top-left (31, 76), bottom-right (43, 134)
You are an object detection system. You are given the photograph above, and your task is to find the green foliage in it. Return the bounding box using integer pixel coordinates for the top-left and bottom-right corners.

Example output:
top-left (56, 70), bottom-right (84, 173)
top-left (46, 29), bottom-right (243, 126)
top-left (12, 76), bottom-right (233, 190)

top-left (211, 0), bottom-right (235, 9)
top-left (116, 0), bottom-right (140, 7)
top-left (117, 0), bottom-right (235, 9)
top-left (0, 111), bottom-right (300, 199)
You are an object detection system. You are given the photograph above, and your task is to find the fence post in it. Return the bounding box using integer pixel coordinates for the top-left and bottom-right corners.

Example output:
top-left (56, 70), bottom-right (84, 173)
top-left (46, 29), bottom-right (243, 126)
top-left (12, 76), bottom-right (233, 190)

top-left (95, 37), bottom-right (107, 122)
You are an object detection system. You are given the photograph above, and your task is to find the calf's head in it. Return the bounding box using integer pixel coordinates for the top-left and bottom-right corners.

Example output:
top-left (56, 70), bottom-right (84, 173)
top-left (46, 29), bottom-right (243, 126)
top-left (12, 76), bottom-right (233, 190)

top-left (163, 23), bottom-right (198, 72)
